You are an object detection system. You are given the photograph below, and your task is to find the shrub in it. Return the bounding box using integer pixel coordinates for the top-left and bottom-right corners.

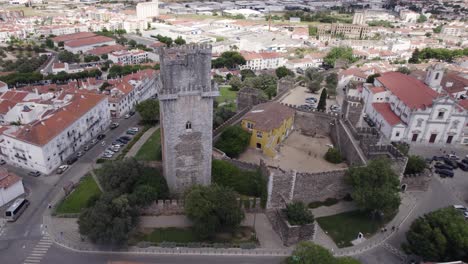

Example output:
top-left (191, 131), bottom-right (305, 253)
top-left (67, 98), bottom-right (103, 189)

top-left (283, 201), bottom-right (314, 226)
top-left (215, 126), bottom-right (250, 158)
top-left (404, 155), bottom-right (426, 174)
top-left (308, 198), bottom-right (339, 209)
top-left (324, 147), bottom-right (343, 163)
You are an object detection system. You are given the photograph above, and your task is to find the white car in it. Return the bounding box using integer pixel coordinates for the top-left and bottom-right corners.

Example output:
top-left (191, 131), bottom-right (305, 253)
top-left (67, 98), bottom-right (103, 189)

top-left (102, 153), bottom-right (113, 158)
top-left (129, 127), bottom-right (139, 132)
top-left (124, 114), bottom-right (131, 119)
top-left (57, 165), bottom-right (69, 174)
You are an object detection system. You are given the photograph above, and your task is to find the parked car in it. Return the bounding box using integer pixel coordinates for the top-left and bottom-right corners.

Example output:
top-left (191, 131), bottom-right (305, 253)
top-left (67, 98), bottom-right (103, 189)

top-left (124, 114), bottom-right (131, 119)
top-left (76, 151), bottom-right (84, 157)
top-left (110, 122), bottom-right (119, 129)
top-left (97, 134), bottom-right (106, 140)
top-left (463, 211), bottom-right (468, 220)
top-left (116, 138), bottom-right (128, 144)
top-left (90, 139), bottom-right (98, 145)
top-left (435, 168), bottom-right (454, 178)
top-left (120, 136), bottom-right (131, 141)
top-left (126, 130), bottom-right (137, 135)
top-left (28, 171), bottom-right (41, 177)
top-left (84, 145), bottom-right (91, 151)
top-left (330, 105), bottom-right (341, 112)
top-left (458, 162), bottom-right (468, 171)
top-left (66, 156), bottom-right (78, 165)
top-left (102, 153), bottom-right (113, 159)
top-left (111, 146), bottom-right (121, 152)
top-left (453, 205), bottom-right (467, 211)
top-left (305, 97), bottom-right (318, 103)
top-left (447, 154), bottom-right (460, 160)
top-left (129, 111), bottom-right (136, 116)
top-left (442, 157), bottom-right (458, 169)
top-left (434, 162), bottom-right (453, 170)
top-left (129, 127), bottom-right (139, 132)
top-left (461, 158), bottom-right (468, 165)
top-left (57, 165), bottom-right (69, 174)
top-left (0, 159), bottom-right (6, 165)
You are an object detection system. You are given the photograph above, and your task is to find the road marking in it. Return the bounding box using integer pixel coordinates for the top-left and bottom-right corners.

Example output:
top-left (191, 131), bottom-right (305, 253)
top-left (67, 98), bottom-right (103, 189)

top-left (30, 253), bottom-right (45, 257)
top-left (24, 235), bottom-right (54, 264)
top-left (24, 260), bottom-right (41, 263)
top-left (26, 256), bottom-right (43, 260)
top-left (38, 241), bottom-right (53, 245)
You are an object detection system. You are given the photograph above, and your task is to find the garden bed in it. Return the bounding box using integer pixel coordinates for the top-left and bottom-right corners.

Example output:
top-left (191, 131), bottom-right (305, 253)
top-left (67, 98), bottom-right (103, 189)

top-left (55, 174), bottom-right (101, 214)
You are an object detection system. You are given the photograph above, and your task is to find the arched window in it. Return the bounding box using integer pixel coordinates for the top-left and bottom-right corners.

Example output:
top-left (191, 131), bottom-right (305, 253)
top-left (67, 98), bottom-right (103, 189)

top-left (435, 72), bottom-right (440, 80)
top-left (185, 121), bottom-right (192, 130)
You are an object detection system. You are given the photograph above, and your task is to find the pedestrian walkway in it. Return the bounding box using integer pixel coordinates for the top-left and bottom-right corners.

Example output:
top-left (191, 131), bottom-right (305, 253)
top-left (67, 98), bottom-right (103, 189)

top-left (24, 234), bottom-right (53, 264)
top-left (125, 126), bottom-right (159, 158)
top-left (313, 192), bottom-right (418, 257)
top-left (310, 201), bottom-right (357, 218)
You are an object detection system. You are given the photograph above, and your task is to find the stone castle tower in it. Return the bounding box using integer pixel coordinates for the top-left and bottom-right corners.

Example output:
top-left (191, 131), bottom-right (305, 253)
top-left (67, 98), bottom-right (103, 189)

top-left (158, 44), bottom-right (219, 194)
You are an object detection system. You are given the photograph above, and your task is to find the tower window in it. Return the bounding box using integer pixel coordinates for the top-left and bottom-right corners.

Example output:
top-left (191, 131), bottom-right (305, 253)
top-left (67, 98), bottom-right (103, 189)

top-left (185, 121), bottom-right (192, 130)
top-left (437, 111), bottom-right (444, 119)
top-left (435, 73), bottom-right (440, 80)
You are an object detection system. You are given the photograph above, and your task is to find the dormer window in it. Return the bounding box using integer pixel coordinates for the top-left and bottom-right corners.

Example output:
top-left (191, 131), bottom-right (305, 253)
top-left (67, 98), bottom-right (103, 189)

top-left (185, 121), bottom-right (192, 130)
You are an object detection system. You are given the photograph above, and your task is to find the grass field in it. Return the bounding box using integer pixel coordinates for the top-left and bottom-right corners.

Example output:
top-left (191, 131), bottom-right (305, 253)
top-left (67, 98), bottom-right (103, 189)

top-left (135, 128), bottom-right (161, 161)
top-left (55, 175), bottom-right (101, 214)
top-left (316, 210), bottom-right (389, 248)
top-left (216, 85), bottom-right (237, 104)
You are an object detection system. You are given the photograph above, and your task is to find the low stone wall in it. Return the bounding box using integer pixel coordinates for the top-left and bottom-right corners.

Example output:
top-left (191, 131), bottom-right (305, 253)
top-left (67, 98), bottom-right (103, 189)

top-left (212, 106), bottom-right (251, 139)
top-left (266, 209), bottom-right (315, 246)
top-left (402, 169), bottom-right (432, 191)
top-left (293, 110), bottom-right (336, 137)
top-left (142, 198), bottom-right (263, 216)
top-left (222, 157), bottom-right (260, 171)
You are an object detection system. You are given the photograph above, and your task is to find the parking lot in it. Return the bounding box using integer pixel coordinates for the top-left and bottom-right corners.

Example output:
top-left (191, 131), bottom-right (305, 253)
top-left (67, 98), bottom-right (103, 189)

top-left (280, 86), bottom-right (338, 110)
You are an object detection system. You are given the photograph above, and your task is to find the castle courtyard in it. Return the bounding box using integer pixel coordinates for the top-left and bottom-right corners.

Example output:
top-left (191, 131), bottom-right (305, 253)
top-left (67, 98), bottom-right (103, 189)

top-left (238, 130), bottom-right (348, 172)
top-left (280, 85), bottom-right (337, 107)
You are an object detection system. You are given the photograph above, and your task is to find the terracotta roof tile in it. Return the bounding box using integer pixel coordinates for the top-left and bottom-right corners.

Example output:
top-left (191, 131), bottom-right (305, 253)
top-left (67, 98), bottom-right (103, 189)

top-left (372, 102), bottom-right (403, 126)
top-left (377, 72), bottom-right (439, 110)
top-left (0, 168), bottom-right (21, 189)
top-left (243, 102), bottom-right (295, 132)
top-left (65, 36), bottom-right (115, 48)
top-left (52, 32), bottom-right (96, 43)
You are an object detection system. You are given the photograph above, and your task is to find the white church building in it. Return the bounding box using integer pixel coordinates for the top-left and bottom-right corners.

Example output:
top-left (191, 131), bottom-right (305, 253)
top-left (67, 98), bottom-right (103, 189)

top-left (362, 64), bottom-right (468, 145)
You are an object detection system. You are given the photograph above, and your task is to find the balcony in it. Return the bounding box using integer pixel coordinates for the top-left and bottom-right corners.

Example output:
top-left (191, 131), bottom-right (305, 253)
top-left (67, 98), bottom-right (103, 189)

top-left (14, 153), bottom-right (27, 161)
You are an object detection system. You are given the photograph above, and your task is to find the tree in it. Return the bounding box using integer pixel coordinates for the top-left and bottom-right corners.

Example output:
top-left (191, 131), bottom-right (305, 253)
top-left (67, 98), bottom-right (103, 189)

top-left (417, 14), bottom-right (427, 23)
top-left (212, 51), bottom-right (246, 69)
top-left (433, 25), bottom-right (443, 33)
top-left (325, 72), bottom-right (338, 95)
top-left (128, 39), bottom-right (137, 48)
top-left (409, 48), bottom-right (420, 64)
top-left (347, 158), bottom-right (401, 216)
top-left (275, 66), bottom-right (295, 79)
top-left (58, 41), bottom-right (64, 47)
top-left (366, 73), bottom-right (381, 84)
top-left (323, 46), bottom-right (356, 67)
top-left (404, 155), bottom-right (426, 174)
top-left (243, 74), bottom-right (278, 99)
top-left (135, 99), bottom-right (160, 125)
top-left (214, 126), bottom-right (250, 158)
top-left (308, 26), bottom-right (318, 36)
top-left (397, 66), bottom-right (411, 75)
top-left (304, 68), bottom-right (323, 93)
top-left (324, 147), bottom-right (343, 163)
top-left (403, 207), bottom-right (468, 262)
top-left (174, 36), bottom-right (186, 45)
top-left (58, 50), bottom-right (79, 63)
top-left (228, 75), bottom-right (242, 91)
top-left (78, 192), bottom-right (138, 245)
top-left (284, 202), bottom-right (314, 226)
top-left (185, 185), bottom-right (245, 239)
top-left (45, 38), bottom-right (54, 49)
top-left (240, 69), bottom-right (255, 81)
top-left (287, 242), bottom-right (336, 264)
top-left (317, 88), bottom-right (327, 111)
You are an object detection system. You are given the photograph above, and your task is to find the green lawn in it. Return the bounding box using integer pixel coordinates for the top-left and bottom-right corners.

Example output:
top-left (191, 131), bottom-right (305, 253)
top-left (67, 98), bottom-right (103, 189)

top-left (55, 175), bottom-right (101, 214)
top-left (135, 129), bottom-right (161, 161)
top-left (216, 85), bottom-right (237, 104)
top-left (316, 210), bottom-right (389, 248)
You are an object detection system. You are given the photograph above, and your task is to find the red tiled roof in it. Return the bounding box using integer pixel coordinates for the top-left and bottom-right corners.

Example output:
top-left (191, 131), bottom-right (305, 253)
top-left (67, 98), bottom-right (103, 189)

top-left (372, 102), bottom-right (402, 126)
top-left (52, 32), bottom-right (96, 43)
top-left (86, 44), bottom-right (127, 56)
top-left (1, 91), bottom-right (28, 102)
top-left (442, 72), bottom-right (468, 94)
top-left (370, 86), bottom-right (386, 94)
top-left (377, 72), bottom-right (439, 110)
top-left (0, 168), bottom-right (21, 189)
top-left (241, 51), bottom-right (282, 61)
top-left (64, 36), bottom-right (115, 48)
top-left (9, 92), bottom-right (106, 146)
top-left (243, 102), bottom-right (295, 132)
top-left (0, 100), bottom-right (16, 114)
top-left (53, 63), bottom-right (65, 69)
top-left (458, 99), bottom-right (468, 110)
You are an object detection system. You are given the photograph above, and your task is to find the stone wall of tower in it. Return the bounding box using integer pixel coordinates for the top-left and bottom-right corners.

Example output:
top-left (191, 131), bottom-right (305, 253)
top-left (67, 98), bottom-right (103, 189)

top-left (158, 44), bottom-right (219, 194)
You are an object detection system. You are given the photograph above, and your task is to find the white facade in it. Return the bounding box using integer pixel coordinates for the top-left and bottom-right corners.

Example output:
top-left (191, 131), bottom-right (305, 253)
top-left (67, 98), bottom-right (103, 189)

top-left (108, 50), bottom-right (148, 65)
top-left (65, 39), bottom-right (116, 54)
top-left (240, 52), bottom-right (285, 70)
top-left (0, 176), bottom-right (25, 207)
top-left (362, 69), bottom-right (468, 145)
top-left (1, 93), bottom-right (111, 174)
top-left (137, 0), bottom-right (159, 20)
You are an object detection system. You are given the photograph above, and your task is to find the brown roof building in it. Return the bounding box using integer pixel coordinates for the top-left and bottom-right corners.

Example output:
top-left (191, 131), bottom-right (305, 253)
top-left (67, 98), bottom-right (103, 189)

top-left (243, 102), bottom-right (295, 132)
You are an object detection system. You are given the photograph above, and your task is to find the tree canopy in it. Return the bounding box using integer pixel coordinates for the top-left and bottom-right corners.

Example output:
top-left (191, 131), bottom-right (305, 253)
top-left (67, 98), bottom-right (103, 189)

top-left (184, 184), bottom-right (245, 239)
top-left (288, 242), bottom-right (362, 264)
top-left (409, 48), bottom-right (468, 63)
top-left (403, 207), bottom-right (468, 262)
top-left (323, 47), bottom-right (356, 67)
top-left (276, 66), bottom-right (295, 79)
top-left (212, 51), bottom-right (246, 69)
top-left (136, 99), bottom-right (160, 125)
top-left (404, 155), bottom-right (426, 174)
top-left (347, 158), bottom-right (401, 215)
top-left (304, 68), bottom-right (323, 93)
top-left (284, 201), bottom-right (314, 226)
top-left (243, 74), bottom-right (278, 99)
top-left (174, 36), bottom-right (186, 45)
top-left (214, 126), bottom-right (250, 158)
top-left (58, 50), bottom-right (80, 63)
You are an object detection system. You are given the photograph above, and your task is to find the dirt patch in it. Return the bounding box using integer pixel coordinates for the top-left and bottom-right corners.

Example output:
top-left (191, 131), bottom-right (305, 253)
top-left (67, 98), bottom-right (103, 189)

top-left (238, 131), bottom-right (347, 172)
top-left (280, 86), bottom-right (337, 107)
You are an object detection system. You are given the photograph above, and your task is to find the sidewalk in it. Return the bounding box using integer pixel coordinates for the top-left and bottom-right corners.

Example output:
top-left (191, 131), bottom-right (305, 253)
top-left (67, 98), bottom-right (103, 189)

top-left (310, 201), bottom-right (357, 218)
top-left (312, 192), bottom-right (418, 257)
top-left (125, 126), bottom-right (159, 158)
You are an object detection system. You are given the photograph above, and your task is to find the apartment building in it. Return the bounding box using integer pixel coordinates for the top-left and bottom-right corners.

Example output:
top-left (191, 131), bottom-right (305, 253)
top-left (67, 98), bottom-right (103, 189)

top-left (108, 50), bottom-right (149, 65)
top-left (0, 91), bottom-right (110, 174)
top-left (240, 51), bottom-right (285, 70)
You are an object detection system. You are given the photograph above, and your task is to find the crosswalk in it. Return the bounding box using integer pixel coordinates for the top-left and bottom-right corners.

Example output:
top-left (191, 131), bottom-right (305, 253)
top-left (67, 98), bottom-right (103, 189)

top-left (24, 234), bottom-right (53, 264)
top-left (0, 218), bottom-right (6, 237)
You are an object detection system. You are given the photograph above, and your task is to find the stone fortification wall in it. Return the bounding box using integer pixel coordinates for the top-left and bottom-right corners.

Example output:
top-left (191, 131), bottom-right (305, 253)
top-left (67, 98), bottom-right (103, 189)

top-left (212, 106), bottom-right (251, 140)
top-left (293, 109), bottom-right (337, 137)
top-left (402, 170), bottom-right (431, 191)
top-left (266, 209), bottom-right (315, 246)
top-left (330, 120), bottom-right (367, 166)
top-left (341, 96), bottom-right (363, 127)
top-left (266, 166), bottom-right (350, 209)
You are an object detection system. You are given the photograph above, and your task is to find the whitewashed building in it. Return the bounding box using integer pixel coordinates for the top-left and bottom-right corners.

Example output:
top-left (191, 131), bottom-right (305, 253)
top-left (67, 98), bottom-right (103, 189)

top-left (0, 168), bottom-right (24, 207)
top-left (362, 65), bottom-right (468, 145)
top-left (108, 50), bottom-right (149, 65)
top-left (240, 51), bottom-right (285, 70)
top-left (0, 92), bottom-right (111, 174)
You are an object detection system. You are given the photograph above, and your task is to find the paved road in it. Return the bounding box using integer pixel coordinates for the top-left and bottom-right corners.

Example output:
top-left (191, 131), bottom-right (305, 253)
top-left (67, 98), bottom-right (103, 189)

top-left (0, 115), bottom-right (140, 264)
